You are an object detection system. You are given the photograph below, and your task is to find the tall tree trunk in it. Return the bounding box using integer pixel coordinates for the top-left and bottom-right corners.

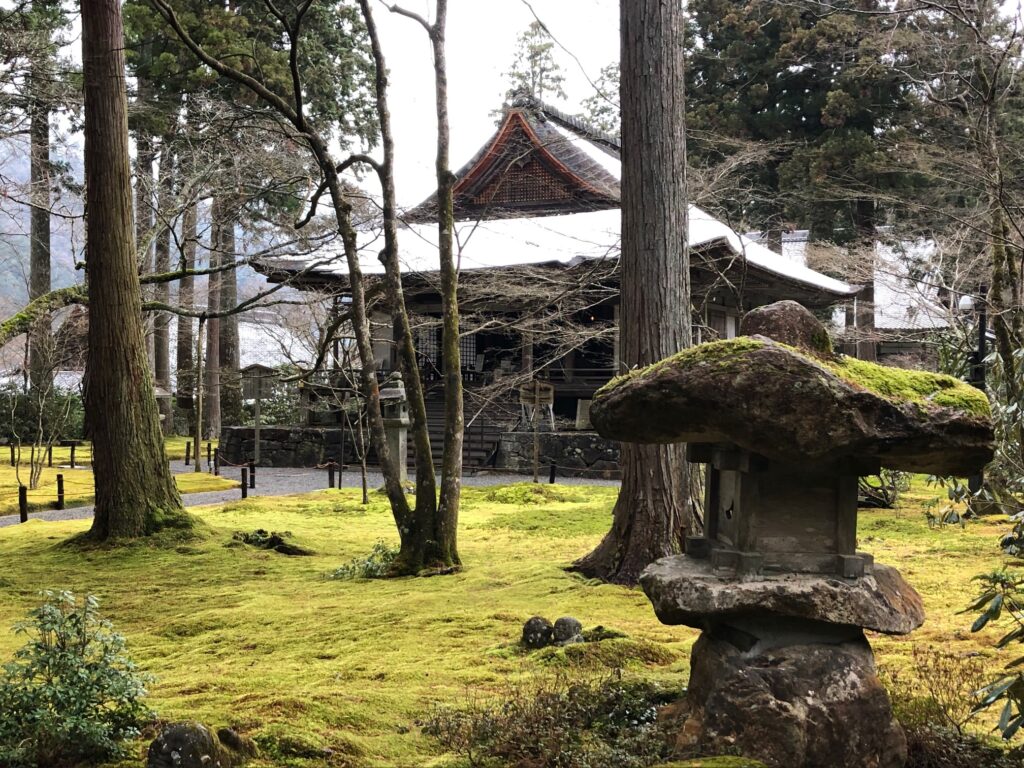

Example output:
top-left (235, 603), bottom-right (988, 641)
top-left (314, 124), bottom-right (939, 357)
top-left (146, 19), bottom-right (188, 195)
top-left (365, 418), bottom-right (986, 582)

top-left (431, 0), bottom-right (462, 569)
top-left (134, 94), bottom-right (156, 372)
top-left (176, 200), bottom-right (197, 433)
top-left (153, 138), bottom-right (175, 432)
top-left (204, 199), bottom-right (223, 438)
top-left (357, 0), bottom-right (441, 568)
top-left (218, 199), bottom-right (241, 427)
top-left (572, 0), bottom-right (691, 585)
top-left (81, 0), bottom-right (186, 539)
top-left (28, 43), bottom-right (52, 391)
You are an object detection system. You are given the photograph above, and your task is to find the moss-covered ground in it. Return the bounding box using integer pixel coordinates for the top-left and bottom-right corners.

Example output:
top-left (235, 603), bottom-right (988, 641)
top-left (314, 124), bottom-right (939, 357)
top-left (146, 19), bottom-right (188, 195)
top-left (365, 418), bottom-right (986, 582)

top-left (0, 480), bottom-right (1018, 766)
top-left (0, 437), bottom-right (231, 515)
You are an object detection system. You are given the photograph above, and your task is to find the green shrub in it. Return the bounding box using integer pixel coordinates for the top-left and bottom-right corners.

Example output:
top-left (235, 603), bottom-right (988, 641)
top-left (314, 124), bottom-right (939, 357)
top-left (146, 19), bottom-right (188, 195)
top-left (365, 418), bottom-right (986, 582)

top-left (329, 539), bottom-right (399, 580)
top-left (962, 571), bottom-right (1024, 740)
top-left (882, 645), bottom-right (987, 735)
top-left (422, 673), bottom-right (679, 768)
top-left (0, 591), bottom-right (154, 768)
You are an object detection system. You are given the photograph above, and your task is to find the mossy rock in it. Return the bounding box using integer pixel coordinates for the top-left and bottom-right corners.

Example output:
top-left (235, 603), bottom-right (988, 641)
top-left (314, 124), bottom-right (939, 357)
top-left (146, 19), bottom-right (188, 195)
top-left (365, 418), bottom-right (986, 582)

top-left (592, 303), bottom-right (993, 476)
top-left (482, 483), bottom-right (577, 505)
top-left (533, 637), bottom-right (677, 669)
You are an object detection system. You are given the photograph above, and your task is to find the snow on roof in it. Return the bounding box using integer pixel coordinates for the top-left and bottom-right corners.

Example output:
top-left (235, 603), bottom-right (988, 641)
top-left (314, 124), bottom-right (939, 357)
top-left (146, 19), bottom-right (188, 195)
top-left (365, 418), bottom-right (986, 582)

top-left (689, 210), bottom-right (854, 295)
top-left (547, 121), bottom-right (621, 181)
top-left (873, 240), bottom-right (949, 331)
top-left (281, 206), bottom-right (855, 296)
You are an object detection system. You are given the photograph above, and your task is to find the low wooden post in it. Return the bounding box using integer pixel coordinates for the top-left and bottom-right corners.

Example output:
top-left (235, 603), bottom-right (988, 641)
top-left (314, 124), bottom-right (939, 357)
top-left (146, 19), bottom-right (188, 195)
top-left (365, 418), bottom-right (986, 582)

top-left (248, 461), bottom-right (256, 489)
top-left (206, 441), bottom-right (212, 469)
top-left (184, 440), bottom-right (191, 466)
top-left (240, 468), bottom-right (248, 499)
top-left (18, 485), bottom-right (27, 523)
top-left (328, 464), bottom-right (335, 489)
top-left (213, 448), bottom-right (221, 477)
top-left (56, 474), bottom-right (64, 510)
top-left (9, 443), bottom-right (14, 467)
top-left (549, 462), bottom-right (557, 484)
top-left (69, 444), bottom-right (76, 469)
top-left (47, 445), bottom-right (52, 467)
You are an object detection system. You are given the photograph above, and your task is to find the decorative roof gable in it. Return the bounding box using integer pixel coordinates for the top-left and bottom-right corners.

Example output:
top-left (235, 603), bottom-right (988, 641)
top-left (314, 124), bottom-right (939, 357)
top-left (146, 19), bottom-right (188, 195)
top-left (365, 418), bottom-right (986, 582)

top-left (405, 103), bottom-right (621, 223)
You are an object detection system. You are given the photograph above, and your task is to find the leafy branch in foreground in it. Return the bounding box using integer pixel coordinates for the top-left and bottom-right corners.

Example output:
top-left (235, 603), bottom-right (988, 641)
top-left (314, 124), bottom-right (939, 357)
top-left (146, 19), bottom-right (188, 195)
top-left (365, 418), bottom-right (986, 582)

top-left (963, 571), bottom-right (1024, 740)
top-left (0, 591), bottom-right (154, 767)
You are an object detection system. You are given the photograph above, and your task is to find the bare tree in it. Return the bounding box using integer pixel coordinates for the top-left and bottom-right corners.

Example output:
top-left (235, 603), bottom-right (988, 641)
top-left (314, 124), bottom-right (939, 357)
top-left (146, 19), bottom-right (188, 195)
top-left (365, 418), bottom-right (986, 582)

top-left (389, 0), bottom-right (463, 569)
top-left (150, 0), bottom-right (459, 573)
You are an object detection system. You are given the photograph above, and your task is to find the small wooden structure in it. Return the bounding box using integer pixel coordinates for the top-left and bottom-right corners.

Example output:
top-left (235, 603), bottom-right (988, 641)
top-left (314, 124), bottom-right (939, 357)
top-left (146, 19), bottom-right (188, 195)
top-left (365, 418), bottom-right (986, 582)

top-left (687, 444), bottom-right (873, 578)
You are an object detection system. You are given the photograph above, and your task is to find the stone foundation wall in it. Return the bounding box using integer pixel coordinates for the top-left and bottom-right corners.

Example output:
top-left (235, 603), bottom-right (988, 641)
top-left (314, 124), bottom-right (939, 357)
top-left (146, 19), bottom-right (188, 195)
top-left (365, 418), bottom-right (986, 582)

top-left (497, 431), bottom-right (620, 479)
top-left (220, 426), bottom-right (362, 468)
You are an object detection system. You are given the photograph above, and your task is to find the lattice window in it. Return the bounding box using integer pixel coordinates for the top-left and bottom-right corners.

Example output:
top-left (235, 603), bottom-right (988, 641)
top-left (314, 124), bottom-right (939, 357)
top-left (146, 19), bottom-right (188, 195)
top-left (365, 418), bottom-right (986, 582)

top-left (474, 158), bottom-right (572, 205)
top-left (415, 326), bottom-right (438, 366)
top-left (460, 333), bottom-right (477, 370)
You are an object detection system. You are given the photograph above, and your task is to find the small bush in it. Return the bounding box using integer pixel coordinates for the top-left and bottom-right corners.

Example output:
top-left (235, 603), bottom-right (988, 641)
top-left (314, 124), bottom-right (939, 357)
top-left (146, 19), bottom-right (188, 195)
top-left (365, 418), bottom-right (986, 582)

top-left (902, 724), bottom-right (1021, 768)
top-left (883, 646), bottom-right (987, 735)
top-left (422, 673), bottom-right (679, 768)
top-left (0, 591), bottom-right (154, 768)
top-left (329, 539), bottom-right (399, 580)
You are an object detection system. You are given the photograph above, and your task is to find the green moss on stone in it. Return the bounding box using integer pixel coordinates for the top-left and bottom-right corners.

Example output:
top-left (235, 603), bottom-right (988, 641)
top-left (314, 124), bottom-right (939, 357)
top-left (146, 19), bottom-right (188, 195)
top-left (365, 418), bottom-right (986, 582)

top-left (596, 337), bottom-right (990, 419)
top-left (595, 338), bottom-right (767, 397)
top-left (823, 356), bottom-right (990, 418)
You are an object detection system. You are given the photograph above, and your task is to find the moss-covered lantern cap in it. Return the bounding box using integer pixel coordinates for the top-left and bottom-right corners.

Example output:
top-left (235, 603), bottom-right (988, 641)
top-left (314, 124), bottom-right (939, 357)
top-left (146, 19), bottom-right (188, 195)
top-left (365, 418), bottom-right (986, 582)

top-left (592, 301), bottom-right (993, 476)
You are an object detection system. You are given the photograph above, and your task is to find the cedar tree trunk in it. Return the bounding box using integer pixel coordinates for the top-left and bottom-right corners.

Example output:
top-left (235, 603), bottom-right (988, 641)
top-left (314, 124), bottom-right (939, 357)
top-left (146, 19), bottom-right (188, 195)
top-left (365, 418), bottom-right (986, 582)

top-left (218, 199), bottom-right (241, 427)
top-left (572, 0), bottom-right (691, 585)
top-left (176, 201), bottom-right (197, 432)
top-left (81, 0), bottom-right (187, 539)
top-left (204, 198), bottom-right (224, 437)
top-left (153, 139), bottom-right (174, 431)
top-left (28, 51), bottom-right (52, 391)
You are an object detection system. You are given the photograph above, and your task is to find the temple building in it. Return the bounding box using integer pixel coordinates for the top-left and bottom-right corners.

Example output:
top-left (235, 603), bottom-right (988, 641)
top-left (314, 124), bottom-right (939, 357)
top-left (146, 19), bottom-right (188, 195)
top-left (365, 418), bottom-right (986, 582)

top-left (256, 97), bottom-right (861, 472)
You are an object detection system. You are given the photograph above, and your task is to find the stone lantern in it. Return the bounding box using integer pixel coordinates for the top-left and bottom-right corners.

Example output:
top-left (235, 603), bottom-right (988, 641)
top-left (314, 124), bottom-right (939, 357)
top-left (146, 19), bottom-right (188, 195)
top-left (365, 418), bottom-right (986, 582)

top-left (590, 301), bottom-right (994, 768)
top-left (380, 372), bottom-right (410, 483)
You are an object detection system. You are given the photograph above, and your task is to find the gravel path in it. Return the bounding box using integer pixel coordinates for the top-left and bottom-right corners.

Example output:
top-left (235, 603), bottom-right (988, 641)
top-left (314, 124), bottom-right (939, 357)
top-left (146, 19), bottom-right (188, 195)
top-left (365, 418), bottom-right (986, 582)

top-left (0, 460), bottom-right (618, 528)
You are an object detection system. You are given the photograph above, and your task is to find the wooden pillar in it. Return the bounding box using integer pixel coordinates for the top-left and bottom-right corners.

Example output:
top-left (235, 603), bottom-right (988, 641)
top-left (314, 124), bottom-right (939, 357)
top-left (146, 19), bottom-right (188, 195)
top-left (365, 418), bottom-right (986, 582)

top-left (521, 331), bottom-right (534, 374)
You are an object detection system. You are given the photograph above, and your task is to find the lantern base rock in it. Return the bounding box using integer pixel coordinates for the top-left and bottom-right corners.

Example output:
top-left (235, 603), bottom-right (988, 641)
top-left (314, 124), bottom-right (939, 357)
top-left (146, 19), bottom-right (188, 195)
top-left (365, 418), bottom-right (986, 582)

top-left (642, 555), bottom-right (925, 636)
top-left (670, 630), bottom-right (906, 768)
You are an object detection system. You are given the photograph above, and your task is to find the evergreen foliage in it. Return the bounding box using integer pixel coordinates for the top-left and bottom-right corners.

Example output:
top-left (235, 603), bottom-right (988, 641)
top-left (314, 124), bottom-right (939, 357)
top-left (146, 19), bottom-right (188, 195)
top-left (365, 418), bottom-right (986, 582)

top-left (500, 20), bottom-right (567, 106)
top-left (685, 1), bottom-right (910, 243)
top-left (0, 591), bottom-right (153, 768)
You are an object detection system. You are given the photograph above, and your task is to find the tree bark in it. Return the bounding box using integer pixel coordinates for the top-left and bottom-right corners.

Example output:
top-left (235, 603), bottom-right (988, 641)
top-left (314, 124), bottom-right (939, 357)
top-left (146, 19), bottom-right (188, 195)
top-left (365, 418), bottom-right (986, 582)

top-left (176, 200), bottom-right (197, 432)
top-left (218, 198), bottom-right (242, 427)
top-left (81, 0), bottom-right (187, 539)
top-left (572, 0), bottom-right (691, 585)
top-left (204, 198), bottom-right (223, 438)
top-left (431, 0), bottom-right (462, 569)
top-left (28, 27), bottom-right (52, 391)
top-left (153, 138), bottom-right (175, 432)
top-left (356, 0), bottom-right (442, 571)
top-left (134, 78), bottom-right (156, 371)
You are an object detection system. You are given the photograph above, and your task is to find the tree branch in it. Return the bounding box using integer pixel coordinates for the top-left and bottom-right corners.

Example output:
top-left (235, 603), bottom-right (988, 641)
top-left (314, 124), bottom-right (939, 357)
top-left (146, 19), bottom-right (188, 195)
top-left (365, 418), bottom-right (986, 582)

top-left (0, 285), bottom-right (86, 348)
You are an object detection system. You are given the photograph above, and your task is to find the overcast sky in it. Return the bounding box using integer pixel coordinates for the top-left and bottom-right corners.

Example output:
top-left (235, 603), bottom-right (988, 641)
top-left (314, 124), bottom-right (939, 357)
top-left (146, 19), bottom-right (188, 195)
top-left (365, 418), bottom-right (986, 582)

top-left (368, 0), bottom-right (619, 207)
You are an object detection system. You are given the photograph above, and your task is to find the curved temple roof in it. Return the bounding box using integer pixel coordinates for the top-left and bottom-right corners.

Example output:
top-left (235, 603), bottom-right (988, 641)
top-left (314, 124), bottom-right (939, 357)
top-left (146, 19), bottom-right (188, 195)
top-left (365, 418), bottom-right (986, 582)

top-left (259, 98), bottom-right (857, 301)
